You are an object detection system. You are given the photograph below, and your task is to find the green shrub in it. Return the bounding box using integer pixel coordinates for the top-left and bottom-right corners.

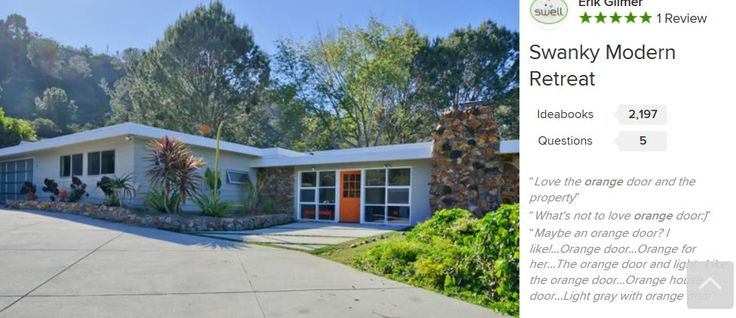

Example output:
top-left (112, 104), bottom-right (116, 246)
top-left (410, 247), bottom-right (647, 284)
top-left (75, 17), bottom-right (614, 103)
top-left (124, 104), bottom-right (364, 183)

top-left (144, 189), bottom-right (179, 213)
top-left (474, 204), bottom-right (520, 306)
top-left (96, 175), bottom-right (136, 207)
top-left (193, 194), bottom-right (231, 217)
top-left (412, 237), bottom-right (464, 290)
top-left (354, 204), bottom-right (520, 316)
top-left (409, 208), bottom-right (475, 242)
top-left (354, 240), bottom-right (425, 279)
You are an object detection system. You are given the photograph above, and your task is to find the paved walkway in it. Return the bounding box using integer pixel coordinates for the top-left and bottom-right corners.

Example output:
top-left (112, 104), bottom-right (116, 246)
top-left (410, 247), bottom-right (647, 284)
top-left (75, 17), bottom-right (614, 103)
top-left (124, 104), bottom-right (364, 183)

top-left (197, 222), bottom-right (407, 251)
top-left (0, 208), bottom-right (504, 318)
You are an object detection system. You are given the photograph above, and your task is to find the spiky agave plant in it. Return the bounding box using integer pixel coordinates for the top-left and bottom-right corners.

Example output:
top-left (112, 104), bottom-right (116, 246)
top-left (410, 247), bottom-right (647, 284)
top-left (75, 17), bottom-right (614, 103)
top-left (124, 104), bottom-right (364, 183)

top-left (194, 122), bottom-right (232, 217)
top-left (145, 136), bottom-right (205, 213)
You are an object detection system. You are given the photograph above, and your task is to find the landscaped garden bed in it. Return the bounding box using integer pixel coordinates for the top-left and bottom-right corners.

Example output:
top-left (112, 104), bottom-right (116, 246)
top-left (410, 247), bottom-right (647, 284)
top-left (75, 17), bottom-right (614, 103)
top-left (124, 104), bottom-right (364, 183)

top-left (312, 204), bottom-right (520, 317)
top-left (5, 200), bottom-right (293, 232)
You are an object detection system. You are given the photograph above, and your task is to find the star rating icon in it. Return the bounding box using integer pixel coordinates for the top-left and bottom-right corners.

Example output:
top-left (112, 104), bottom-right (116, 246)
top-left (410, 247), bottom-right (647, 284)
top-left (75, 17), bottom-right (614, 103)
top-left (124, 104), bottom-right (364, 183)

top-left (595, 12), bottom-right (606, 23)
top-left (640, 12), bottom-right (652, 23)
top-left (580, 12), bottom-right (591, 23)
top-left (626, 12), bottom-right (637, 23)
top-left (610, 12), bottom-right (621, 23)
top-left (578, 12), bottom-right (654, 25)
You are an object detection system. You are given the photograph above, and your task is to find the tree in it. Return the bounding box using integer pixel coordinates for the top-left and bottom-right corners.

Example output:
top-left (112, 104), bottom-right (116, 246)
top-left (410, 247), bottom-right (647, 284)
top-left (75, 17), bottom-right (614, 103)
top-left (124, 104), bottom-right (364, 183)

top-left (63, 55), bottom-right (92, 79)
top-left (1, 13), bottom-right (124, 125)
top-left (109, 2), bottom-right (269, 141)
top-left (490, 88), bottom-right (519, 139)
top-left (0, 14), bottom-right (30, 83)
top-left (414, 20), bottom-right (518, 111)
top-left (273, 19), bottom-right (427, 148)
top-left (31, 117), bottom-right (62, 138)
top-left (26, 38), bottom-right (62, 78)
top-left (0, 107), bottom-right (36, 148)
top-left (34, 87), bottom-right (77, 129)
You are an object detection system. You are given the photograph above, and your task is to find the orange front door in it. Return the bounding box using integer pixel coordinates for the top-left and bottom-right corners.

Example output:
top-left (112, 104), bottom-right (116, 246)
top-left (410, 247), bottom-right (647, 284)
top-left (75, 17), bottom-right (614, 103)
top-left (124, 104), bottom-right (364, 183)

top-left (339, 171), bottom-right (361, 223)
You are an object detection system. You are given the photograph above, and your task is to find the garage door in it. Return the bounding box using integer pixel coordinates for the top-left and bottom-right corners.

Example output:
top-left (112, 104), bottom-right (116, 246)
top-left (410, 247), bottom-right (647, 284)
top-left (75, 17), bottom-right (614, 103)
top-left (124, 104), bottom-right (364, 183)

top-left (0, 159), bottom-right (33, 203)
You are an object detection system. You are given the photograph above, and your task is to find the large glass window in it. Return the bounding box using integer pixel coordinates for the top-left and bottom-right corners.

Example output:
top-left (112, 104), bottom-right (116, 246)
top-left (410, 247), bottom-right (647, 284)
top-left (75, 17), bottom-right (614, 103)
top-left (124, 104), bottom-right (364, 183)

top-left (0, 159), bottom-right (33, 202)
top-left (363, 168), bottom-right (411, 224)
top-left (299, 171), bottom-right (337, 221)
top-left (60, 154), bottom-right (83, 177)
top-left (88, 150), bottom-right (115, 175)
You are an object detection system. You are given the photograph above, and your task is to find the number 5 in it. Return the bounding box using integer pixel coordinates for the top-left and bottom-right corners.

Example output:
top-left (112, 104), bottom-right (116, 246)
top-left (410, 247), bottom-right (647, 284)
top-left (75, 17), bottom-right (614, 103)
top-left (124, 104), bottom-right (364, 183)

top-left (639, 135), bottom-right (647, 145)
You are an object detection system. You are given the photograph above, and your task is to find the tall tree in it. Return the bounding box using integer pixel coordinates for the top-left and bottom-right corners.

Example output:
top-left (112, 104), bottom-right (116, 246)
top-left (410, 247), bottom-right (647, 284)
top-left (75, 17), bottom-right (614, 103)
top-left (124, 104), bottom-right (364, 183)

top-left (414, 20), bottom-right (518, 111)
top-left (34, 87), bottom-right (77, 129)
top-left (26, 38), bottom-right (62, 78)
top-left (273, 19), bottom-right (427, 149)
top-left (1, 14), bottom-right (124, 125)
top-left (108, 2), bottom-right (270, 141)
top-left (0, 107), bottom-right (36, 148)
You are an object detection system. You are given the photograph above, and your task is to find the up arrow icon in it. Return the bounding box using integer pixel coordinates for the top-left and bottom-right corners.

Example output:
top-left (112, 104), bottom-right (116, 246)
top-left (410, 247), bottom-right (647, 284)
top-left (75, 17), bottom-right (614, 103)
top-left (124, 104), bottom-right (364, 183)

top-left (687, 261), bottom-right (733, 309)
top-left (699, 277), bottom-right (723, 290)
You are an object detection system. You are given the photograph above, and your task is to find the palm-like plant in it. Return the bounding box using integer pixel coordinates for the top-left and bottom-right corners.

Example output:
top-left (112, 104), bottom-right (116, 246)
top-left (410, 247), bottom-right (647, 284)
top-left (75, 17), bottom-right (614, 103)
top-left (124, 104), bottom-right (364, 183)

top-left (97, 174), bottom-right (136, 207)
top-left (145, 136), bottom-right (205, 213)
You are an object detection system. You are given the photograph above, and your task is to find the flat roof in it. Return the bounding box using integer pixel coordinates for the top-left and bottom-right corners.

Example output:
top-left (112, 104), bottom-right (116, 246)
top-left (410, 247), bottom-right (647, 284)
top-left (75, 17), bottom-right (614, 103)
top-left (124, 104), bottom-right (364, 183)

top-left (251, 140), bottom-right (520, 167)
top-left (0, 122), bottom-right (264, 158)
top-left (0, 122), bottom-right (519, 165)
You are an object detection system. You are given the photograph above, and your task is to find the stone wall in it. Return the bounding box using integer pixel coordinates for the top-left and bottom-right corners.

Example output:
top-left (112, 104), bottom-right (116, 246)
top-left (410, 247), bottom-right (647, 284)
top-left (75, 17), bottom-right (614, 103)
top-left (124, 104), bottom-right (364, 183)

top-left (5, 200), bottom-right (294, 232)
top-left (500, 154), bottom-right (520, 204)
top-left (429, 105), bottom-right (518, 217)
top-left (257, 167), bottom-right (294, 214)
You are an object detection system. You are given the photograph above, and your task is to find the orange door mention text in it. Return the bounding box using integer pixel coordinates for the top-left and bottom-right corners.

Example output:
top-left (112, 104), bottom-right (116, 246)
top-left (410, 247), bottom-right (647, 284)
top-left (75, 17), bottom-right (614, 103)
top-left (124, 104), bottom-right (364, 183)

top-left (339, 171), bottom-right (361, 223)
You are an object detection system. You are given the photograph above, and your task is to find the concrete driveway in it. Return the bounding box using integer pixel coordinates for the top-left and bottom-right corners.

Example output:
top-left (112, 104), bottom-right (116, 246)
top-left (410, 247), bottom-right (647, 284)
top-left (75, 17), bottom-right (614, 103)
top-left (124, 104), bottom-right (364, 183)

top-left (197, 222), bottom-right (407, 251)
top-left (0, 208), bottom-right (503, 318)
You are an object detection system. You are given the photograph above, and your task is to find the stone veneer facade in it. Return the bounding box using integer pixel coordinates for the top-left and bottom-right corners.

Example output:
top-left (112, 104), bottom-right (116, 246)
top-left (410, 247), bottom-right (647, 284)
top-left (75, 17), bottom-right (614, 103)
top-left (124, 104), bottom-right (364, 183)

top-left (429, 105), bottom-right (518, 217)
top-left (257, 167), bottom-right (295, 214)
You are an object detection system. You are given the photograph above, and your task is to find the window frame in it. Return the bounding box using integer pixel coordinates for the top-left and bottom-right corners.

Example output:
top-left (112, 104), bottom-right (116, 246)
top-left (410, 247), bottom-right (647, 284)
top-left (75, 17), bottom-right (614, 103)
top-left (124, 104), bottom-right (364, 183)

top-left (60, 153), bottom-right (83, 177)
top-left (297, 170), bottom-right (338, 222)
top-left (87, 150), bottom-right (116, 176)
top-left (225, 169), bottom-right (250, 185)
top-left (0, 158), bottom-right (34, 202)
top-left (362, 167), bottom-right (411, 225)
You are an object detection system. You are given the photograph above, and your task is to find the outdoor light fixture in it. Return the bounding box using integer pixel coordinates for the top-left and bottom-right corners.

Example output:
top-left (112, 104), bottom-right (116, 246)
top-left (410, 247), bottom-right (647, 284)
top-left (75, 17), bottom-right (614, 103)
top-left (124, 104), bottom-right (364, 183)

top-left (124, 135), bottom-right (133, 142)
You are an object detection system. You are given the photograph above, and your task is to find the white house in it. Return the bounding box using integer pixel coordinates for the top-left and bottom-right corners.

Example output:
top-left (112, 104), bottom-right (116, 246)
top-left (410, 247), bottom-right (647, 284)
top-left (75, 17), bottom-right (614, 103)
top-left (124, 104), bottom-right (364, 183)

top-left (0, 122), bottom-right (519, 226)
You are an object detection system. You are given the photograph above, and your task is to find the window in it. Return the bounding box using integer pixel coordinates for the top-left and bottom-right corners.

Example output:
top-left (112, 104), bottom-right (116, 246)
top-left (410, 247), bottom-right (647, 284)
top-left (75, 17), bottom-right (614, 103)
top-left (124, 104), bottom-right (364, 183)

top-left (60, 154), bottom-right (83, 177)
top-left (226, 170), bottom-right (250, 184)
top-left (298, 170), bottom-right (337, 221)
top-left (363, 168), bottom-right (411, 224)
top-left (0, 159), bottom-right (33, 202)
top-left (88, 150), bottom-right (115, 175)
top-left (301, 172), bottom-right (316, 187)
top-left (366, 169), bottom-right (385, 186)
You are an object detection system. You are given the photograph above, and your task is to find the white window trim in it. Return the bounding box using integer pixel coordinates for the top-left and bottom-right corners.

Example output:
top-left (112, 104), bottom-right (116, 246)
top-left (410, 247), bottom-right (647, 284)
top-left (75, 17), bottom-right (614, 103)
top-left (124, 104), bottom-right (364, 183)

top-left (0, 158), bottom-right (34, 202)
top-left (361, 167), bottom-right (412, 225)
top-left (297, 170), bottom-right (339, 222)
top-left (59, 153), bottom-right (84, 178)
top-left (225, 169), bottom-right (250, 185)
top-left (296, 166), bottom-right (412, 225)
top-left (87, 149), bottom-right (116, 176)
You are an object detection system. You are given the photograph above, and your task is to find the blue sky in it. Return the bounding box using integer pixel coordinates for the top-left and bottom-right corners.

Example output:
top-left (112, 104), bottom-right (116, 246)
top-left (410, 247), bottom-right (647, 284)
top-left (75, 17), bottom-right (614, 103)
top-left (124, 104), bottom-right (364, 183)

top-left (0, 0), bottom-right (518, 54)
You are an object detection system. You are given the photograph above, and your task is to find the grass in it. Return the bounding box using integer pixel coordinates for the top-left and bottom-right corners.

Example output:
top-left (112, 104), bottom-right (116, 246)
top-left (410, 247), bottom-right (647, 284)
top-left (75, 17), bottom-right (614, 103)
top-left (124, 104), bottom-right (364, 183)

top-left (311, 231), bottom-right (406, 265)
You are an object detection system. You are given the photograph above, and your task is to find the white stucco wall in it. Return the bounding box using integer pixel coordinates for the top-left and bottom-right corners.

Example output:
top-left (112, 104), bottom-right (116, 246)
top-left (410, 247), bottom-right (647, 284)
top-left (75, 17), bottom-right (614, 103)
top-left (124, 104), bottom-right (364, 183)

top-left (0, 136), bottom-right (136, 204)
top-left (131, 138), bottom-right (257, 212)
top-left (0, 136), bottom-right (257, 211)
top-left (292, 159), bottom-right (432, 226)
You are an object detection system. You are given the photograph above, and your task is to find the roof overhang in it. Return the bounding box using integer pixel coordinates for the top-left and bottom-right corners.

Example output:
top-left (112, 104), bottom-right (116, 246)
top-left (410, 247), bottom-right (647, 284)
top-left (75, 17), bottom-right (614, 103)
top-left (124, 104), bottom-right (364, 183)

top-left (0, 122), bottom-right (264, 158)
top-left (0, 121), bottom-right (520, 166)
top-left (251, 140), bottom-right (519, 168)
